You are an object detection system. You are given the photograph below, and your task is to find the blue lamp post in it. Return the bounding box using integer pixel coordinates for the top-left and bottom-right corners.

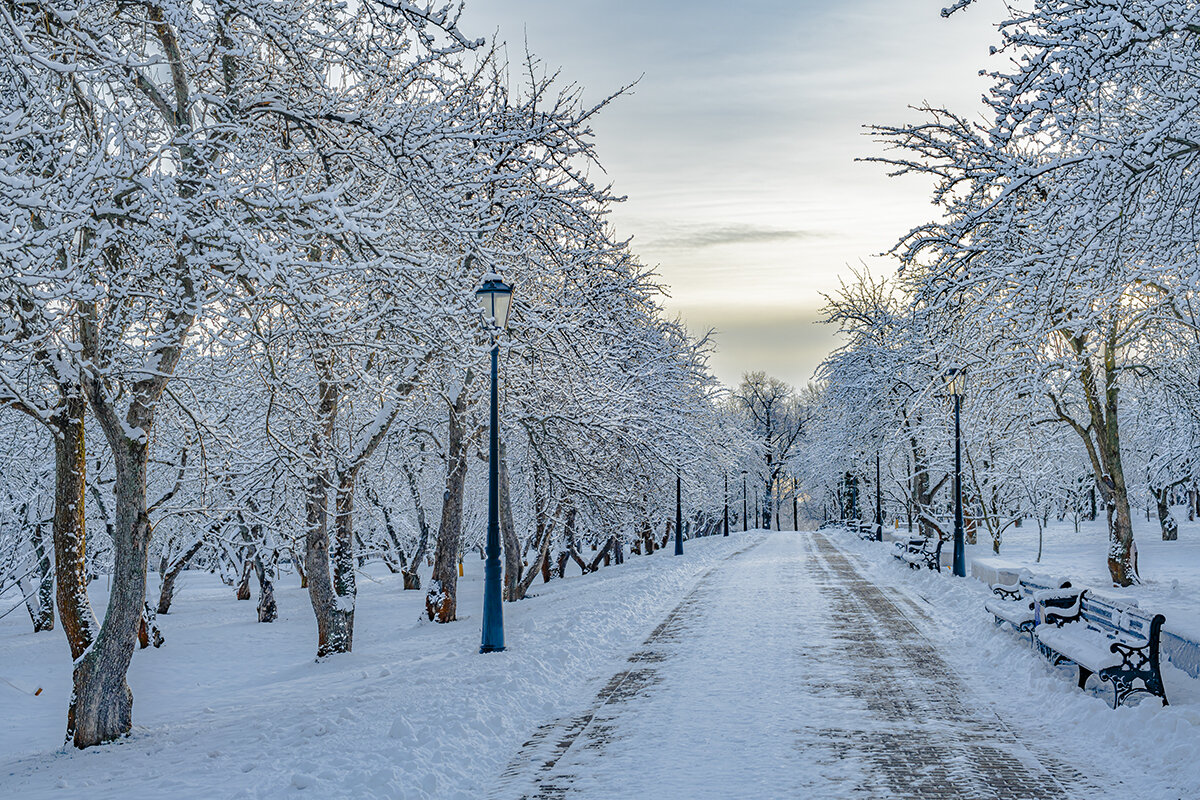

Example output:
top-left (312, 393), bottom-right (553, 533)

top-left (875, 453), bottom-right (883, 542)
top-left (741, 470), bottom-right (748, 532)
top-left (477, 275), bottom-right (512, 654)
top-left (945, 367), bottom-right (966, 577)
top-left (675, 467), bottom-right (684, 555)
top-left (723, 472), bottom-right (730, 537)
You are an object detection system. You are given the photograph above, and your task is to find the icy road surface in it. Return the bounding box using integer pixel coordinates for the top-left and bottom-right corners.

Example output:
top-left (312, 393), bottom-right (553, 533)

top-left (498, 533), bottom-right (1094, 799)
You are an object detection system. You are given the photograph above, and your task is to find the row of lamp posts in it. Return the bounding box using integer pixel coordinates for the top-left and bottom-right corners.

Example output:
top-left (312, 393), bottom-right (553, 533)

top-left (478, 276), bottom-right (969, 659)
top-left (476, 275), bottom-right (782, 655)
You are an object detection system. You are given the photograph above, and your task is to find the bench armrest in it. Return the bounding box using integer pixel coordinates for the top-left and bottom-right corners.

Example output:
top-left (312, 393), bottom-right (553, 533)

top-left (1034, 588), bottom-right (1084, 626)
top-left (991, 584), bottom-right (1021, 600)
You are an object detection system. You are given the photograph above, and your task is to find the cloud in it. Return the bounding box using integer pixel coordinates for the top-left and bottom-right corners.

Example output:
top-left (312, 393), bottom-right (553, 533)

top-left (643, 224), bottom-right (822, 251)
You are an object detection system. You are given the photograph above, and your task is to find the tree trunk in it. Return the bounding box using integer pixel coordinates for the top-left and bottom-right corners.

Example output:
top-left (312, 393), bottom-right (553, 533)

top-left (329, 477), bottom-right (358, 647)
top-left (253, 545), bottom-right (277, 623)
top-left (499, 439), bottom-right (522, 601)
top-left (303, 372), bottom-right (352, 657)
top-left (157, 535), bottom-right (205, 615)
top-left (588, 537), bottom-right (614, 572)
top-left (513, 502), bottom-right (556, 601)
top-left (305, 463), bottom-right (350, 655)
top-left (24, 520), bottom-right (55, 632)
top-left (401, 462), bottom-right (431, 590)
top-left (1153, 487), bottom-right (1179, 542)
top-left (70, 443), bottom-right (151, 748)
top-left (235, 558), bottom-right (253, 601)
top-left (137, 602), bottom-right (163, 649)
top-left (638, 515), bottom-right (655, 554)
top-left (52, 398), bottom-right (98, 666)
top-left (1060, 328), bottom-right (1137, 585)
top-left (426, 377), bottom-right (472, 623)
top-left (910, 433), bottom-right (936, 540)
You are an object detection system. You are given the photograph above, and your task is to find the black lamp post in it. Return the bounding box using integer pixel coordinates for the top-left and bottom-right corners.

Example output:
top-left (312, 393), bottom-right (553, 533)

top-left (875, 452), bottom-right (883, 542)
top-left (755, 493), bottom-right (760, 529)
top-left (793, 478), bottom-right (799, 532)
top-left (675, 467), bottom-right (684, 555)
top-left (741, 470), bottom-right (748, 532)
top-left (946, 368), bottom-right (966, 577)
top-left (723, 473), bottom-right (730, 536)
top-left (477, 275), bottom-right (512, 654)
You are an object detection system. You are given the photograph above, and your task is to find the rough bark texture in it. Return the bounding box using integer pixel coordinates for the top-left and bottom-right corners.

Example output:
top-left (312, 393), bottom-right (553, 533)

top-left (1053, 327), bottom-right (1137, 585)
top-left (303, 370), bottom-right (353, 657)
top-left (24, 520), bottom-right (55, 632)
top-left (52, 398), bottom-right (98, 668)
top-left (69, 445), bottom-right (150, 748)
top-left (401, 462), bottom-right (431, 590)
top-left (329, 478), bottom-right (358, 646)
top-left (426, 374), bottom-right (473, 622)
top-left (235, 559), bottom-right (253, 600)
top-left (137, 602), bottom-right (163, 649)
top-left (253, 539), bottom-right (278, 624)
top-left (157, 536), bottom-right (205, 615)
top-left (513, 505), bottom-right (555, 601)
top-left (1153, 487), bottom-right (1179, 542)
top-left (638, 514), bottom-right (655, 555)
top-left (498, 439), bottom-right (521, 601)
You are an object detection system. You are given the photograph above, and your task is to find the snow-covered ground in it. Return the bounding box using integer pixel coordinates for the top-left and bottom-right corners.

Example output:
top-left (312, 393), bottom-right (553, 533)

top-left (956, 511), bottom-right (1200, 646)
top-left (3, 526), bottom-right (1199, 798)
top-left (844, 524), bottom-right (1200, 799)
top-left (0, 535), bottom-right (750, 799)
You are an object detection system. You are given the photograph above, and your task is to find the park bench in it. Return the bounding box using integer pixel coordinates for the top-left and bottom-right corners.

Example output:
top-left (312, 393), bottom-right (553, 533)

top-left (1033, 589), bottom-right (1168, 708)
top-left (892, 536), bottom-right (942, 571)
top-left (984, 573), bottom-right (1072, 643)
top-left (854, 520), bottom-right (878, 541)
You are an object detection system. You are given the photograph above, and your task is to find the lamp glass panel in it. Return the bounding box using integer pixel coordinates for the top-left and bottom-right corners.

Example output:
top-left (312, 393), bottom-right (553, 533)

top-left (492, 290), bottom-right (511, 329)
top-left (475, 289), bottom-right (493, 318)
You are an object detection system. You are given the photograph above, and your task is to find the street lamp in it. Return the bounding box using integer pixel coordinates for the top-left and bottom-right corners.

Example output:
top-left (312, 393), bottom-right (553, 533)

top-left (477, 275), bottom-right (512, 654)
top-left (945, 367), bottom-right (966, 577)
top-left (875, 452), bottom-right (883, 542)
top-left (675, 467), bottom-right (684, 555)
top-left (792, 477), bottom-right (798, 532)
top-left (741, 470), bottom-right (748, 532)
top-left (723, 473), bottom-right (730, 537)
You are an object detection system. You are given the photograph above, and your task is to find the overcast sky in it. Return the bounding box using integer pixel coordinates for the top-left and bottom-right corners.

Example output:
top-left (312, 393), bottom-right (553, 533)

top-left (468, 1), bottom-right (1003, 388)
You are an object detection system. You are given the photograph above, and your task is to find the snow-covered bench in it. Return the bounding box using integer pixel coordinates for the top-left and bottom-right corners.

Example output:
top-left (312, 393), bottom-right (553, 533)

top-left (853, 520), bottom-right (878, 541)
top-left (984, 573), bottom-right (1072, 643)
top-left (1033, 589), bottom-right (1169, 708)
top-left (892, 536), bottom-right (942, 571)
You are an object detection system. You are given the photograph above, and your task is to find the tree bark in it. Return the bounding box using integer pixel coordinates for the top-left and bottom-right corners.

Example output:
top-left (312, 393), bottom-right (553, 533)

top-left (426, 373), bottom-right (473, 622)
top-left (69, 443), bottom-right (150, 748)
top-left (400, 462), bottom-right (431, 590)
top-left (1054, 327), bottom-right (1137, 585)
top-left (499, 439), bottom-right (521, 601)
top-left (303, 369), bottom-right (352, 657)
top-left (52, 397), bottom-right (98, 666)
top-left (157, 535), bottom-right (205, 615)
top-left (1153, 486), bottom-right (1179, 542)
top-left (23, 520), bottom-right (55, 632)
top-left (252, 530), bottom-right (278, 624)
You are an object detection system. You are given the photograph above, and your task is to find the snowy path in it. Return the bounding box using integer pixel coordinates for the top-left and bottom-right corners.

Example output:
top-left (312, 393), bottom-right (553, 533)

top-left (494, 533), bottom-right (1079, 800)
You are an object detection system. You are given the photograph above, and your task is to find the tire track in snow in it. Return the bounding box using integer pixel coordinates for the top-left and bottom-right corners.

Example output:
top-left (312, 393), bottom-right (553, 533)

top-left (807, 532), bottom-right (1080, 800)
top-left (491, 536), bottom-right (767, 800)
